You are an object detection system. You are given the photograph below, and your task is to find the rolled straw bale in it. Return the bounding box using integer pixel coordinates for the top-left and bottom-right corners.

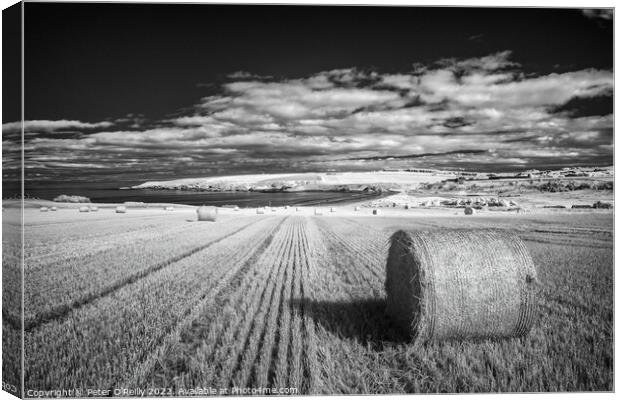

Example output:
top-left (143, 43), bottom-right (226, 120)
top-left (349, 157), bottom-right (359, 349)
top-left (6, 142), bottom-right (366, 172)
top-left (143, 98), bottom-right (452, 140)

top-left (79, 206), bottom-right (90, 213)
top-left (115, 205), bottom-right (127, 214)
top-left (372, 209), bottom-right (380, 215)
top-left (40, 207), bottom-right (49, 212)
top-left (355, 206), bottom-right (360, 211)
top-left (196, 205), bottom-right (217, 221)
top-left (464, 206), bottom-right (475, 215)
top-left (164, 206), bottom-right (174, 211)
top-left (330, 207), bottom-right (336, 212)
top-left (296, 207), bottom-right (301, 211)
top-left (314, 208), bottom-right (323, 215)
top-left (404, 204), bottom-right (410, 210)
top-left (385, 229), bottom-right (537, 343)
top-left (285, 205), bottom-right (289, 209)
top-left (256, 208), bottom-right (265, 214)
top-left (271, 208), bottom-right (277, 212)
top-left (89, 206), bottom-right (99, 212)
top-left (234, 206), bottom-right (239, 211)
top-left (50, 206), bottom-right (57, 211)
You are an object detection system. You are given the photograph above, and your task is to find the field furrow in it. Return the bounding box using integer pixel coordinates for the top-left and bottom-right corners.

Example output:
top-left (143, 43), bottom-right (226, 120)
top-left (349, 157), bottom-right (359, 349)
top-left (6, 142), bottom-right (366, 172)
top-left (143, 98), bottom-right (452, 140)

top-left (137, 216), bottom-right (291, 390)
top-left (286, 221), bottom-right (304, 389)
top-left (24, 216), bottom-right (259, 326)
top-left (24, 218), bottom-right (202, 261)
top-left (123, 216), bottom-right (289, 390)
top-left (17, 207), bottom-right (613, 393)
top-left (296, 218), bottom-right (319, 394)
top-left (24, 217), bottom-right (283, 389)
top-left (207, 220), bottom-right (294, 389)
top-left (314, 218), bottom-right (385, 292)
top-left (250, 218), bottom-right (297, 388)
top-left (230, 221), bottom-right (294, 388)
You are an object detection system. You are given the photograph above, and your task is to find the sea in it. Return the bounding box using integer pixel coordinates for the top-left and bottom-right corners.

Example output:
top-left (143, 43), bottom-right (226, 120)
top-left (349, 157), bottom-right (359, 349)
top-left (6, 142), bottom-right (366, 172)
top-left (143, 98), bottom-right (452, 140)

top-left (3, 180), bottom-right (386, 207)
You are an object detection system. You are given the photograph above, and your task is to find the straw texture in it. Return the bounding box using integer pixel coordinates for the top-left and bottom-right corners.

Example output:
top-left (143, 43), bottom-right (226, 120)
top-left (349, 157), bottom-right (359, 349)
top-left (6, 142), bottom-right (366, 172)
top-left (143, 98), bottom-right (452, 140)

top-left (115, 206), bottom-right (127, 214)
top-left (386, 229), bottom-right (537, 343)
top-left (79, 206), bottom-right (89, 213)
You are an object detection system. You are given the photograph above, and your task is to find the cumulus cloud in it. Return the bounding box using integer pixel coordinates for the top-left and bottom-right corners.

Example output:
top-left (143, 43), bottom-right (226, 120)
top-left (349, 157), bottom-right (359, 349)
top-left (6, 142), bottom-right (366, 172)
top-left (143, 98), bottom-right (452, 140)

top-left (7, 51), bottom-right (614, 180)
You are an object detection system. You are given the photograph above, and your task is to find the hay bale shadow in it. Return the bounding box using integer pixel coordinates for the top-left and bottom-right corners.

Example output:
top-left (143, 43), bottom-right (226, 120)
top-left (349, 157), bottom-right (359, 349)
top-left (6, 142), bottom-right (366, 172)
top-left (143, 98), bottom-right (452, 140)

top-left (289, 297), bottom-right (409, 349)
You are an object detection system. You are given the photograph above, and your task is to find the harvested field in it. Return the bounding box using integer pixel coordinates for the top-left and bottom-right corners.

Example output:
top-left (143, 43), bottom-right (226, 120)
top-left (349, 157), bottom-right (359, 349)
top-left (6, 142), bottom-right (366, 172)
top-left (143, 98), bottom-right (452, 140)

top-left (15, 207), bottom-right (613, 394)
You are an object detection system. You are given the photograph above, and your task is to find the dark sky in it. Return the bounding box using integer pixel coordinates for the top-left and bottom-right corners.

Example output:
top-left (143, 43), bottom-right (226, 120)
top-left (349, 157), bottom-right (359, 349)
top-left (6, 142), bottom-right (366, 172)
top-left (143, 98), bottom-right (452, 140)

top-left (2, 3), bottom-right (614, 182)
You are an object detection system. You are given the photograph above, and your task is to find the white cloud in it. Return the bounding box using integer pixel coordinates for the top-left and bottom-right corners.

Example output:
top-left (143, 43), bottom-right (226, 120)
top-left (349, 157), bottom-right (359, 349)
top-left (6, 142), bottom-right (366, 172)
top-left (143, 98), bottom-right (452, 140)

top-left (2, 119), bottom-right (113, 134)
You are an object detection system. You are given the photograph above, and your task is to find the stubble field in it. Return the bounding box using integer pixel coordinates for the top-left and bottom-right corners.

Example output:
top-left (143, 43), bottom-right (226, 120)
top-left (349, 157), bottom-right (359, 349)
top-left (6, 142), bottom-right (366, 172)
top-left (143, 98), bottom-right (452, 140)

top-left (2, 206), bottom-right (614, 395)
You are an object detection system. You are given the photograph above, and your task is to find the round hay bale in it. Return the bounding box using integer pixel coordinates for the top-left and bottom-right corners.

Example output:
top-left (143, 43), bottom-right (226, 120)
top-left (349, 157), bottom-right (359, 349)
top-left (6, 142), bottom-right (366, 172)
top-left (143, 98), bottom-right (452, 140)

top-left (115, 205), bottom-right (127, 214)
top-left (314, 208), bottom-right (323, 216)
top-left (196, 206), bottom-right (217, 221)
top-left (234, 206), bottom-right (239, 211)
top-left (372, 209), bottom-right (380, 215)
top-left (50, 206), bottom-right (57, 211)
top-left (296, 207), bottom-right (301, 211)
top-left (90, 206), bottom-right (99, 212)
top-left (464, 206), bottom-right (475, 215)
top-left (330, 207), bottom-right (335, 212)
top-left (385, 229), bottom-right (537, 343)
top-left (284, 205), bottom-right (289, 209)
top-left (40, 206), bottom-right (49, 212)
top-left (404, 204), bottom-right (410, 210)
top-left (354, 206), bottom-right (360, 211)
top-left (164, 206), bottom-right (174, 211)
top-left (256, 208), bottom-right (265, 214)
top-left (79, 206), bottom-right (90, 213)
top-left (271, 208), bottom-right (277, 212)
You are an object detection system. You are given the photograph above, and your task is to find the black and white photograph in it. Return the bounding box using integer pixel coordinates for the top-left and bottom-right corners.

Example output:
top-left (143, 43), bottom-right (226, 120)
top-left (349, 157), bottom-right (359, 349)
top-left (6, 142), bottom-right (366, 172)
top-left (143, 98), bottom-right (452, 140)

top-left (1, 1), bottom-right (615, 397)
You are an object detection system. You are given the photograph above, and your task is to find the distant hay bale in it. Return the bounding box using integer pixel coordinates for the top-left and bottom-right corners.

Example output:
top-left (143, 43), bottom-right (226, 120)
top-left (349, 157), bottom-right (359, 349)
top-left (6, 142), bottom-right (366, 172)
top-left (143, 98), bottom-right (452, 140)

top-left (89, 206), bottom-right (99, 212)
top-left (234, 206), bottom-right (239, 211)
top-left (386, 229), bottom-right (537, 343)
top-left (40, 207), bottom-right (49, 212)
top-left (404, 204), bottom-right (410, 209)
top-left (271, 208), bottom-right (277, 212)
top-left (164, 206), bottom-right (174, 211)
top-left (330, 207), bottom-right (336, 212)
top-left (373, 209), bottom-right (380, 215)
top-left (115, 205), bottom-right (127, 214)
top-left (296, 207), bottom-right (301, 211)
top-left (256, 208), bottom-right (265, 214)
top-left (314, 208), bottom-right (323, 215)
top-left (50, 206), bottom-right (57, 211)
top-left (285, 205), bottom-right (289, 209)
top-left (464, 206), bottom-right (475, 215)
top-left (355, 206), bottom-right (360, 211)
top-left (196, 206), bottom-right (217, 221)
top-left (79, 206), bottom-right (90, 213)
